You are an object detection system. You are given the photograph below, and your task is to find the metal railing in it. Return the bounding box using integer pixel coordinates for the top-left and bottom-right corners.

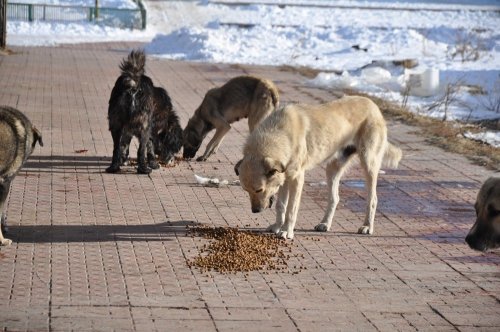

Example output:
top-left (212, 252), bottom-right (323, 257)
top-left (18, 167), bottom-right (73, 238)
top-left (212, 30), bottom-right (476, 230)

top-left (7, 1), bottom-right (146, 29)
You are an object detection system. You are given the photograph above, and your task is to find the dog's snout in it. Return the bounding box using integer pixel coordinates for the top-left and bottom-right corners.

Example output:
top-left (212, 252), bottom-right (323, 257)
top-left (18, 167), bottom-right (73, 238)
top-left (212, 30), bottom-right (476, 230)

top-left (252, 207), bottom-right (263, 213)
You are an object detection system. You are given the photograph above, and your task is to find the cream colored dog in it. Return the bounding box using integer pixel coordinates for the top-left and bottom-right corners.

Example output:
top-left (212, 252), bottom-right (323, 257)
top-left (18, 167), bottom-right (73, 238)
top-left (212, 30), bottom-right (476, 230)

top-left (235, 96), bottom-right (402, 239)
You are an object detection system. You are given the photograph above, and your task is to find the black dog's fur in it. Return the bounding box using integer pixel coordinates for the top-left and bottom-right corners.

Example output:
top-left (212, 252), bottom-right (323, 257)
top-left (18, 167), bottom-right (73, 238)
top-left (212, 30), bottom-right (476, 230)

top-left (106, 50), bottom-right (182, 174)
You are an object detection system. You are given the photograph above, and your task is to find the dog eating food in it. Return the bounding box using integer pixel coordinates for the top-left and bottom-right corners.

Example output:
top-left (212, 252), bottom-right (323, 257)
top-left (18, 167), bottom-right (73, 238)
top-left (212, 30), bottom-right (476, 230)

top-left (183, 75), bottom-right (279, 161)
top-left (235, 96), bottom-right (402, 239)
top-left (106, 50), bottom-right (182, 174)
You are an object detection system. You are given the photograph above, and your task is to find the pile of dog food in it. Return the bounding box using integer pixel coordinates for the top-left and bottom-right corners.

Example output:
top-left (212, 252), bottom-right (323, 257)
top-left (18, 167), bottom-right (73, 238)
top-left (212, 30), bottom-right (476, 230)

top-left (187, 226), bottom-right (296, 274)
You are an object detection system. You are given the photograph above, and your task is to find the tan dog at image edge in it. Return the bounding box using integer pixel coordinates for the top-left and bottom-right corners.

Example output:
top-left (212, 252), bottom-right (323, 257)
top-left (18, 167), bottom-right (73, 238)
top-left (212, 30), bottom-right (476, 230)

top-left (235, 96), bottom-right (402, 239)
top-left (466, 177), bottom-right (500, 251)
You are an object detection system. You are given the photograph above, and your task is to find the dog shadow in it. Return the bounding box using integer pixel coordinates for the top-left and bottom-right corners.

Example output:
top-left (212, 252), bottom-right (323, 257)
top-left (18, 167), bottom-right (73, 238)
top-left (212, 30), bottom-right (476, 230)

top-left (23, 155), bottom-right (111, 173)
top-left (6, 220), bottom-right (200, 243)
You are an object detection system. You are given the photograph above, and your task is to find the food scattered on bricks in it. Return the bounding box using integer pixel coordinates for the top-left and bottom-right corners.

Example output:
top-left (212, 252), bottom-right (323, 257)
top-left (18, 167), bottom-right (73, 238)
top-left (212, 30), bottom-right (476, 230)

top-left (186, 226), bottom-right (305, 274)
top-left (128, 156), bottom-right (183, 168)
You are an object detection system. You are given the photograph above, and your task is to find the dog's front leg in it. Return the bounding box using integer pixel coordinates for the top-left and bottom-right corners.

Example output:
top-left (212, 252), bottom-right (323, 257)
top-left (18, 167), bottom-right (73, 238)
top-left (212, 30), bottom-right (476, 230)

top-left (279, 172), bottom-right (305, 240)
top-left (119, 132), bottom-right (133, 166)
top-left (0, 182), bottom-right (12, 246)
top-left (196, 122), bottom-right (231, 162)
top-left (106, 128), bottom-right (123, 173)
top-left (136, 133), bottom-right (152, 174)
top-left (315, 159), bottom-right (351, 232)
top-left (267, 181), bottom-right (289, 234)
top-left (146, 140), bottom-right (160, 170)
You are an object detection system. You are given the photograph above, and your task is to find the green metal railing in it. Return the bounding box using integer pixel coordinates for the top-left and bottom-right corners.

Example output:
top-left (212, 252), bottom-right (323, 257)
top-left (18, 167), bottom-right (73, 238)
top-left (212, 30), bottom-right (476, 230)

top-left (7, 1), bottom-right (146, 29)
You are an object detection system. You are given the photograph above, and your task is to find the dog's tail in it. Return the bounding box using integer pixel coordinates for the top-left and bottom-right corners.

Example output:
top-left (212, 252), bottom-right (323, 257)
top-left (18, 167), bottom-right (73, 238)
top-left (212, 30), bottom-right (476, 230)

top-left (119, 49), bottom-right (146, 80)
top-left (259, 79), bottom-right (280, 109)
top-left (248, 79), bottom-right (280, 132)
top-left (383, 142), bottom-right (402, 169)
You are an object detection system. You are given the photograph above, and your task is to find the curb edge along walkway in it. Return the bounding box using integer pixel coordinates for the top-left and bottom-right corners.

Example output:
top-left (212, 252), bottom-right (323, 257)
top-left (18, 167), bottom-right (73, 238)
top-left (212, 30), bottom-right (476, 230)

top-left (0, 44), bottom-right (499, 331)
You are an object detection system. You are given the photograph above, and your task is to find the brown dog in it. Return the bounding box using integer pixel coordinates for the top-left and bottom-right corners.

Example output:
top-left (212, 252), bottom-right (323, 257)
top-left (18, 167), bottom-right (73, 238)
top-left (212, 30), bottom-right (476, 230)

top-left (183, 75), bottom-right (279, 161)
top-left (1, 106), bottom-right (43, 246)
top-left (466, 177), bottom-right (500, 251)
top-left (235, 96), bottom-right (402, 239)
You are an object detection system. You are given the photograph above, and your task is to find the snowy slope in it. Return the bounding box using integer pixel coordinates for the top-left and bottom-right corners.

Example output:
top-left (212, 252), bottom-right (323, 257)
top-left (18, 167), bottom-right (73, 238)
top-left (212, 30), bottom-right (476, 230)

top-left (4, 0), bottom-right (500, 146)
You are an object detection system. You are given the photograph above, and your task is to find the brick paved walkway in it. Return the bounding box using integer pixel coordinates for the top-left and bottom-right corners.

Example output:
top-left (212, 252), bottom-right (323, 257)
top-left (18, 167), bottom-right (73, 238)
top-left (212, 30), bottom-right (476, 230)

top-left (0, 44), bottom-right (499, 331)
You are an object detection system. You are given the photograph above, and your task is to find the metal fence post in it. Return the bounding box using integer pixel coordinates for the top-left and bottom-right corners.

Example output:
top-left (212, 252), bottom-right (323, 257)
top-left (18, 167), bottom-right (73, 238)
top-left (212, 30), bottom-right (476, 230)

top-left (28, 4), bottom-right (33, 22)
top-left (0, 0), bottom-right (6, 49)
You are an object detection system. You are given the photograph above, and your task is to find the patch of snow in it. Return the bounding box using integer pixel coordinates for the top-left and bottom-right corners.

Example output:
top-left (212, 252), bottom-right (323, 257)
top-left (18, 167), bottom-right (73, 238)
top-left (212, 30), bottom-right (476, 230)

top-left (4, 0), bottom-right (500, 146)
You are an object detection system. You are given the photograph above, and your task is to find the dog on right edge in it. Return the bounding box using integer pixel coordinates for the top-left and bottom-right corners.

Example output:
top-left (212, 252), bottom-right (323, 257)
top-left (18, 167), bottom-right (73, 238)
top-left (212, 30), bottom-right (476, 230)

top-left (466, 177), bottom-right (500, 251)
top-left (235, 96), bottom-right (402, 239)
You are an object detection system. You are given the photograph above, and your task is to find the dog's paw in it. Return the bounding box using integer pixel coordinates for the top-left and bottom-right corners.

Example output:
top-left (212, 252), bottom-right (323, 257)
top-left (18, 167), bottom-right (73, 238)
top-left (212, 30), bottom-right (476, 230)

top-left (196, 156), bottom-right (207, 162)
top-left (278, 230), bottom-right (294, 240)
top-left (148, 160), bottom-right (160, 170)
top-left (137, 166), bottom-right (152, 174)
top-left (105, 165), bottom-right (121, 173)
top-left (266, 223), bottom-right (282, 234)
top-left (357, 226), bottom-right (373, 235)
top-left (314, 223), bottom-right (329, 232)
top-left (1, 225), bottom-right (8, 234)
top-left (0, 238), bottom-right (12, 246)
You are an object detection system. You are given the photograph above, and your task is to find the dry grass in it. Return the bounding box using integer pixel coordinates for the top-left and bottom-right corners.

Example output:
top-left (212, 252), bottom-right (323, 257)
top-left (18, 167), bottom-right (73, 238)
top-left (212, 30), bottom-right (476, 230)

top-left (278, 65), bottom-right (341, 79)
top-left (346, 89), bottom-right (500, 171)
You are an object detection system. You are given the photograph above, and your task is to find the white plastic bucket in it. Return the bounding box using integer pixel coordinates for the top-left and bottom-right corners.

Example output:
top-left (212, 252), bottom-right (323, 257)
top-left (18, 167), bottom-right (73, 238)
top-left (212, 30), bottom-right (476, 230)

top-left (405, 68), bottom-right (440, 97)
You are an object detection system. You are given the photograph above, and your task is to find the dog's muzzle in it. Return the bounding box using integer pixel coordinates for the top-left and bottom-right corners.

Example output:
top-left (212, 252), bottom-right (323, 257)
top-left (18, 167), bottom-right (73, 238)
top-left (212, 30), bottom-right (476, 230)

top-left (251, 197), bottom-right (274, 213)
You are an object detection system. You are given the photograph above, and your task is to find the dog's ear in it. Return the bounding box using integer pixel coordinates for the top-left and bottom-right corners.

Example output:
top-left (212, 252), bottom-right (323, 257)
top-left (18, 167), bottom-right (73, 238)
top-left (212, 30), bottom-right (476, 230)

top-left (32, 127), bottom-right (43, 147)
top-left (234, 159), bottom-right (243, 176)
top-left (263, 157), bottom-right (284, 178)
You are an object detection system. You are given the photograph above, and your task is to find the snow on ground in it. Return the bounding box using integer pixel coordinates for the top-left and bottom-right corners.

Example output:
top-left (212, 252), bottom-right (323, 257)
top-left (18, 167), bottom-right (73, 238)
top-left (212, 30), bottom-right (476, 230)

top-left (4, 0), bottom-right (500, 146)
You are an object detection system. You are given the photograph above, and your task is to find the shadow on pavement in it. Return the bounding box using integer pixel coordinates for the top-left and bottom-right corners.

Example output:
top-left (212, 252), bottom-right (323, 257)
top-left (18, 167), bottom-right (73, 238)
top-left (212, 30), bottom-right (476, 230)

top-left (6, 220), bottom-right (200, 243)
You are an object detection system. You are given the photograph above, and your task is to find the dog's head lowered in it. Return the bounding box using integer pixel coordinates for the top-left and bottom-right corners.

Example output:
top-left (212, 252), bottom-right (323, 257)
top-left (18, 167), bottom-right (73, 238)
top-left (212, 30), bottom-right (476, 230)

top-left (182, 115), bottom-right (213, 159)
top-left (466, 177), bottom-right (500, 252)
top-left (235, 156), bottom-right (285, 213)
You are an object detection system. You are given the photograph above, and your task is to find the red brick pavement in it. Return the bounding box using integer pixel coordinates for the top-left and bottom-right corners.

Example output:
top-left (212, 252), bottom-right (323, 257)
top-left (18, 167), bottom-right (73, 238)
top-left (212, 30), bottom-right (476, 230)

top-left (0, 43), bottom-right (498, 331)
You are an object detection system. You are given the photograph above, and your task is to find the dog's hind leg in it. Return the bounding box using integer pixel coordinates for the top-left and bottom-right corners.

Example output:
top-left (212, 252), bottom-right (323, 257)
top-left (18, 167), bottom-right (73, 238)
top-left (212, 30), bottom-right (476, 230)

top-left (315, 157), bottom-right (354, 232)
top-left (196, 120), bottom-right (231, 162)
top-left (0, 182), bottom-right (12, 246)
top-left (268, 181), bottom-right (289, 234)
top-left (279, 172), bottom-right (305, 240)
top-left (357, 146), bottom-right (383, 235)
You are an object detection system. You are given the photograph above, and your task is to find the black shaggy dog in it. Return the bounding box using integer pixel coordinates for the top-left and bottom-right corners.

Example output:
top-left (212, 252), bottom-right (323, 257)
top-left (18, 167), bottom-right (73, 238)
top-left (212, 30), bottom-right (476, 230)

top-left (106, 50), bottom-right (182, 174)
